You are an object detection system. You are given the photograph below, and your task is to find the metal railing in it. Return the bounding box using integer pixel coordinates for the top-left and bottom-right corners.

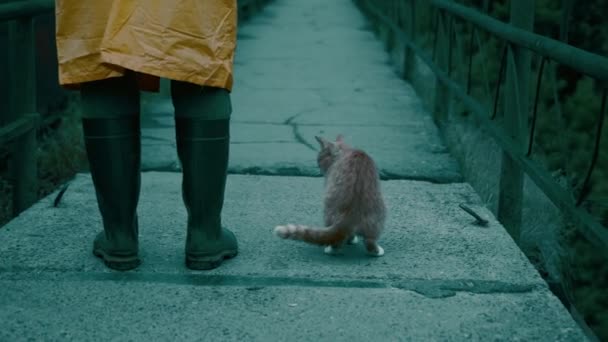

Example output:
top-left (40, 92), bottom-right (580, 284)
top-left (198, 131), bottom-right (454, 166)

top-left (0, 0), bottom-right (52, 216)
top-left (0, 0), bottom-right (271, 219)
top-left (354, 0), bottom-right (608, 255)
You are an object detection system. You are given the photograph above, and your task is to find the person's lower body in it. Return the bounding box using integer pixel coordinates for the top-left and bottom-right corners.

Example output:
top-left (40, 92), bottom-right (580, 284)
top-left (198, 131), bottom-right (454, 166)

top-left (80, 72), bottom-right (142, 271)
top-left (79, 72), bottom-right (237, 271)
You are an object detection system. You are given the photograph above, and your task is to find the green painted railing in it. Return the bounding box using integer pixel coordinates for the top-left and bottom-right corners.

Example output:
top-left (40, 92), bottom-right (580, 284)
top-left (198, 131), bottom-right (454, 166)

top-left (354, 0), bottom-right (608, 250)
top-left (0, 0), bottom-right (271, 219)
top-left (355, 0), bottom-right (606, 338)
top-left (0, 0), bottom-right (52, 21)
top-left (0, 0), bottom-right (48, 216)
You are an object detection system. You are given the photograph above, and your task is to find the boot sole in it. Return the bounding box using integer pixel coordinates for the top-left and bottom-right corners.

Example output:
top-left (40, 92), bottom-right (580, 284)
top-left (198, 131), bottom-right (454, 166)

top-left (93, 248), bottom-right (141, 271)
top-left (186, 250), bottom-right (238, 270)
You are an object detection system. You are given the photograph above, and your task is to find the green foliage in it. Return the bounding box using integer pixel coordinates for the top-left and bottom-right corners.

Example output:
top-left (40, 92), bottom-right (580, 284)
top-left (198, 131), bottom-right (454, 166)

top-left (568, 0), bottom-right (608, 56)
top-left (534, 0), bottom-right (562, 37)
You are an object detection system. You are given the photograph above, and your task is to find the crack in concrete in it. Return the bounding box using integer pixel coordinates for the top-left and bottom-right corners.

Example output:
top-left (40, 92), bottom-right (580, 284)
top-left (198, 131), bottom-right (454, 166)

top-left (283, 108), bottom-right (315, 125)
top-left (292, 124), bottom-right (318, 152)
top-left (284, 108), bottom-right (322, 152)
top-left (0, 270), bottom-right (543, 299)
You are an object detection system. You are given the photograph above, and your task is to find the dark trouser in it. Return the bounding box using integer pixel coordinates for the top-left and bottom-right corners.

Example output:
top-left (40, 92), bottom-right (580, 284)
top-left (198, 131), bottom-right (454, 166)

top-left (80, 72), bottom-right (237, 271)
top-left (80, 73), bottom-right (232, 120)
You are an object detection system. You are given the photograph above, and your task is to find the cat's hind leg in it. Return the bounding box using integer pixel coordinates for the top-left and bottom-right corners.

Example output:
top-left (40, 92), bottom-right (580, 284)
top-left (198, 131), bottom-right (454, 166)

top-left (359, 219), bottom-right (385, 256)
top-left (322, 214), bottom-right (344, 254)
top-left (364, 238), bottom-right (384, 257)
top-left (346, 235), bottom-right (359, 245)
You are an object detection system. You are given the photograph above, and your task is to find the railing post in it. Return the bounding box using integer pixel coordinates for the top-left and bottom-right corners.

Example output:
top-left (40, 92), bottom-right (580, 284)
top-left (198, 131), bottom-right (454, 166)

top-left (7, 17), bottom-right (38, 216)
top-left (401, 0), bottom-right (416, 80)
top-left (433, 10), bottom-right (450, 123)
top-left (497, 0), bottom-right (534, 244)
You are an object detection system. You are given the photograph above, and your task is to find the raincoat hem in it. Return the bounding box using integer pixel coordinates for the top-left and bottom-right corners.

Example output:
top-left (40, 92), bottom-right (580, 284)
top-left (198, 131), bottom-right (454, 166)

top-left (100, 52), bottom-right (234, 92)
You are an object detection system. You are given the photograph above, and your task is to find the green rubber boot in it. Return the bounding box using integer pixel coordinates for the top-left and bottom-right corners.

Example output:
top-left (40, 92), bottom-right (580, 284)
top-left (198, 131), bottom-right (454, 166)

top-left (82, 117), bottom-right (141, 271)
top-left (176, 118), bottom-right (238, 270)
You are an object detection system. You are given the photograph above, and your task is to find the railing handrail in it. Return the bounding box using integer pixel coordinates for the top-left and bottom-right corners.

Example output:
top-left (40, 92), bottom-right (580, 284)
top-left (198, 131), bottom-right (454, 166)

top-left (0, 0), bottom-right (53, 21)
top-left (429, 0), bottom-right (608, 83)
top-left (355, 0), bottom-right (608, 254)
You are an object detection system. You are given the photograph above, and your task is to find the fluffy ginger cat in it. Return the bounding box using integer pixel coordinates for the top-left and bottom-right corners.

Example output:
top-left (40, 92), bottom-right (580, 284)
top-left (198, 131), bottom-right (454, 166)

top-left (274, 134), bottom-right (386, 256)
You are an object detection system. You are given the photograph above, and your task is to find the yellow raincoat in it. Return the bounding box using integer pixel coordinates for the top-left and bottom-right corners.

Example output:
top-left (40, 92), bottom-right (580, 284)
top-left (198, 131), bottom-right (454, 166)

top-left (55, 0), bottom-right (237, 92)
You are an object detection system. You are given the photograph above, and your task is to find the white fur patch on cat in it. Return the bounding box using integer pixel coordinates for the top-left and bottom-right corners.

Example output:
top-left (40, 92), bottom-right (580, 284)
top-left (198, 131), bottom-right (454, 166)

top-left (324, 245), bottom-right (339, 255)
top-left (274, 224), bottom-right (301, 238)
top-left (274, 225), bottom-right (288, 238)
top-left (368, 245), bottom-right (384, 257)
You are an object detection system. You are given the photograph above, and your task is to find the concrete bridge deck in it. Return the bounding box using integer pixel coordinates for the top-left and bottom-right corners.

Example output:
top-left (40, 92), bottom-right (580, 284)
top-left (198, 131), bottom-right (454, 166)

top-left (0, 0), bottom-right (586, 340)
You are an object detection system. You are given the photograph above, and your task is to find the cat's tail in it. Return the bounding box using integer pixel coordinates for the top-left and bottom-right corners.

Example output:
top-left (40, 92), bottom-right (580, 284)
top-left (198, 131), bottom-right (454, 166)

top-left (274, 222), bottom-right (350, 246)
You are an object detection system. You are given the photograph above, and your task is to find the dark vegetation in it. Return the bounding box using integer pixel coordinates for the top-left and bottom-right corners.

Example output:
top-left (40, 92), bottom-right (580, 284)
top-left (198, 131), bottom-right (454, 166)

top-left (0, 93), bottom-right (87, 227)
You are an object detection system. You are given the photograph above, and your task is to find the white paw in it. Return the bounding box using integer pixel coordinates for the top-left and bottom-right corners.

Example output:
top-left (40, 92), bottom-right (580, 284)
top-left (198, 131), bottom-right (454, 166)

top-left (347, 236), bottom-right (359, 244)
top-left (274, 224), bottom-right (297, 238)
top-left (368, 245), bottom-right (384, 257)
top-left (324, 245), bottom-right (340, 255)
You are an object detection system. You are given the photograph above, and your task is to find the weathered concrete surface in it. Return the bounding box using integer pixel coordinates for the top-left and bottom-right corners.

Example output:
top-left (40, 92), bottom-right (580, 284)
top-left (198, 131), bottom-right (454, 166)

top-left (0, 279), bottom-right (582, 341)
top-left (138, 0), bottom-right (462, 182)
top-left (0, 173), bottom-right (586, 341)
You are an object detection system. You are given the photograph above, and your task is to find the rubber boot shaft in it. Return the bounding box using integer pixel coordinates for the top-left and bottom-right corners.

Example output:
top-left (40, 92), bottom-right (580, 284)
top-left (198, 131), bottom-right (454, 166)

top-left (82, 116), bottom-right (141, 270)
top-left (175, 118), bottom-right (238, 270)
